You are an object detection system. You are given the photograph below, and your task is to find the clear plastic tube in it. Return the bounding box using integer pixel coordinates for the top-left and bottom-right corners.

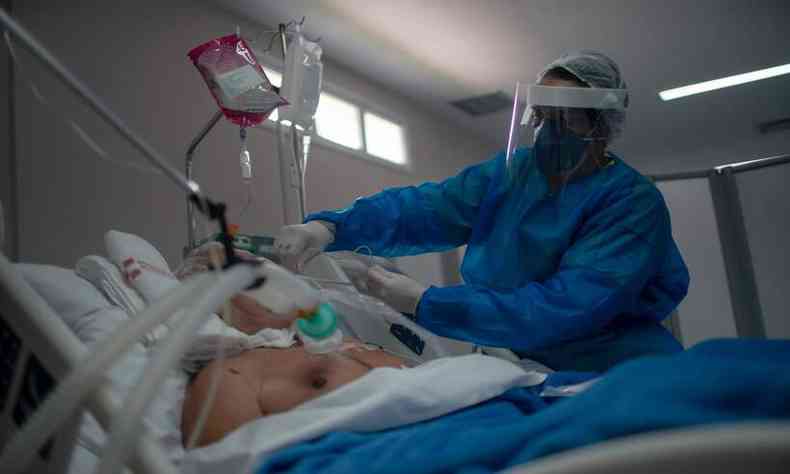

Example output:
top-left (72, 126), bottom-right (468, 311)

top-left (237, 180), bottom-right (255, 221)
top-left (97, 263), bottom-right (260, 474)
top-left (300, 130), bottom-right (312, 215)
top-left (184, 250), bottom-right (229, 449)
top-left (0, 272), bottom-right (217, 474)
top-left (291, 124), bottom-right (307, 220)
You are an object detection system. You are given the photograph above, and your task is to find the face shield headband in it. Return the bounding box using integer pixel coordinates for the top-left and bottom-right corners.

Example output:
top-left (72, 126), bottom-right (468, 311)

top-left (504, 84), bottom-right (628, 182)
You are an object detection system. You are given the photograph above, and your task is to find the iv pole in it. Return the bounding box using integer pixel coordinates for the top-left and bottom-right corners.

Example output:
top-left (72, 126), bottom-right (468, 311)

top-left (277, 22), bottom-right (309, 226)
top-left (185, 109), bottom-right (223, 254)
top-left (184, 22), bottom-right (308, 255)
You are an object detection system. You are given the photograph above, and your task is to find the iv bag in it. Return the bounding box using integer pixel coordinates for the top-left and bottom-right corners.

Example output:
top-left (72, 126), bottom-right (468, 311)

top-left (188, 34), bottom-right (287, 127)
top-left (279, 32), bottom-right (323, 128)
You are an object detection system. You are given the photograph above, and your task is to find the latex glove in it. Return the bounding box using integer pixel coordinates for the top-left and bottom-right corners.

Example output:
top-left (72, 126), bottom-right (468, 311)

top-left (366, 265), bottom-right (427, 315)
top-left (274, 221), bottom-right (334, 271)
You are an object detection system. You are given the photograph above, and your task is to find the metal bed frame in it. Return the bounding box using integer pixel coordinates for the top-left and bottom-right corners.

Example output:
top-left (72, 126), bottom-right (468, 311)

top-left (0, 253), bottom-right (176, 474)
top-left (2, 251), bottom-right (790, 473)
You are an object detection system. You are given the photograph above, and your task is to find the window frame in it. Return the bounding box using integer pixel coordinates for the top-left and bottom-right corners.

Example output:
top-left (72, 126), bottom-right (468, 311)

top-left (255, 55), bottom-right (412, 173)
top-left (362, 109), bottom-right (410, 167)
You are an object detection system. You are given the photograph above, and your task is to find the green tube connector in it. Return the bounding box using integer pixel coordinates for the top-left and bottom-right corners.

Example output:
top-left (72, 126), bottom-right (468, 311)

top-left (296, 303), bottom-right (337, 339)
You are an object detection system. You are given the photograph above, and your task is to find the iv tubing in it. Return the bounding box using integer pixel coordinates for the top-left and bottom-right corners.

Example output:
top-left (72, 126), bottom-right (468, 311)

top-left (185, 249), bottom-right (229, 449)
top-left (0, 273), bottom-right (216, 474)
top-left (291, 124), bottom-right (307, 220)
top-left (97, 264), bottom-right (261, 474)
top-left (184, 298), bottom-right (230, 449)
top-left (301, 276), bottom-right (355, 286)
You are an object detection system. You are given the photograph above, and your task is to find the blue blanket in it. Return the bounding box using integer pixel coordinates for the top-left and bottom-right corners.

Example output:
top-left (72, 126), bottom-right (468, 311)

top-left (257, 339), bottom-right (790, 473)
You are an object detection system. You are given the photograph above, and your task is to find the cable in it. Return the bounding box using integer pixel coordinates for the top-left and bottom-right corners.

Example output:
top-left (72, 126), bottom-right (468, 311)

top-left (285, 124), bottom-right (305, 220)
top-left (353, 245), bottom-right (375, 268)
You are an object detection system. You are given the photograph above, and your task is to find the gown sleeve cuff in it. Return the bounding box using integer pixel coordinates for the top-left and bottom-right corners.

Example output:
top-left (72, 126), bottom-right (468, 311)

top-left (304, 211), bottom-right (350, 252)
top-left (414, 286), bottom-right (457, 333)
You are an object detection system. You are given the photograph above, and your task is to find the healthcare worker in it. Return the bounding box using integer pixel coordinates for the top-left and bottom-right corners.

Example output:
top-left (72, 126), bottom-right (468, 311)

top-left (275, 51), bottom-right (689, 372)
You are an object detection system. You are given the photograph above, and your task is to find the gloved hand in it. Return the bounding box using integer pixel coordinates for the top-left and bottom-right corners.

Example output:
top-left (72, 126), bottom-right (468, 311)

top-left (274, 221), bottom-right (335, 271)
top-left (334, 257), bottom-right (371, 291)
top-left (366, 265), bottom-right (428, 315)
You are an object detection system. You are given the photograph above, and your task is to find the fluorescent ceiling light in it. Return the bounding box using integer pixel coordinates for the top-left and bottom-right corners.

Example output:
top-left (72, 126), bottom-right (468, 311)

top-left (659, 63), bottom-right (790, 101)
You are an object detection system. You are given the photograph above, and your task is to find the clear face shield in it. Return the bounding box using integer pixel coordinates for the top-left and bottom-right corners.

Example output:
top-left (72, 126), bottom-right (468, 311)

top-left (505, 83), bottom-right (628, 183)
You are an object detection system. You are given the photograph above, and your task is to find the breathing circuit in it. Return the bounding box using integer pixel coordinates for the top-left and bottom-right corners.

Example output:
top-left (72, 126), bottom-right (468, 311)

top-left (241, 260), bottom-right (343, 354)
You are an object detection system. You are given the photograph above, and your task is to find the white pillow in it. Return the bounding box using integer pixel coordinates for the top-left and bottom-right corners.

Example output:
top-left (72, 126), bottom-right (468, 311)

top-left (104, 230), bottom-right (180, 304)
top-left (15, 262), bottom-right (187, 470)
top-left (76, 255), bottom-right (146, 316)
top-left (15, 263), bottom-right (112, 331)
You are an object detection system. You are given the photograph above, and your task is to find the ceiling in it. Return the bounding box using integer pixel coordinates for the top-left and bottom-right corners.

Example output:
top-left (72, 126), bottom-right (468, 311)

top-left (213, 0), bottom-right (790, 171)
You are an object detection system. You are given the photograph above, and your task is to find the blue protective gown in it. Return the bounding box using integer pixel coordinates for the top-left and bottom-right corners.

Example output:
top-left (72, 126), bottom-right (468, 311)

top-left (306, 149), bottom-right (690, 371)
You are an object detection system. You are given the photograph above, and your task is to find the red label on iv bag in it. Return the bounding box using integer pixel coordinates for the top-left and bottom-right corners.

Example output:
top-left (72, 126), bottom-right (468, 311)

top-left (188, 34), bottom-right (287, 128)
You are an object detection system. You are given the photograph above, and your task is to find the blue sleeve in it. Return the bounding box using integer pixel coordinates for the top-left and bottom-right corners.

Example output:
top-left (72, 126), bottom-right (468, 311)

top-left (305, 154), bottom-right (503, 257)
top-left (416, 179), bottom-right (673, 351)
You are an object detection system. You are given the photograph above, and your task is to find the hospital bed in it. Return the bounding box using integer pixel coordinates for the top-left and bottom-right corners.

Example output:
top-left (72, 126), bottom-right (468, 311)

top-left (3, 2), bottom-right (789, 470)
top-left (2, 238), bottom-right (790, 474)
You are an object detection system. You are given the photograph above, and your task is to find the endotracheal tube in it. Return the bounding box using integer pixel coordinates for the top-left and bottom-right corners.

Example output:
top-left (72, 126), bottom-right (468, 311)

top-left (241, 261), bottom-right (343, 353)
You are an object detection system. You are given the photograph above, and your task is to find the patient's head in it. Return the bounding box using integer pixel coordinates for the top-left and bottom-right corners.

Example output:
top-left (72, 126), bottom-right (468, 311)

top-left (176, 242), bottom-right (293, 334)
top-left (181, 342), bottom-right (404, 447)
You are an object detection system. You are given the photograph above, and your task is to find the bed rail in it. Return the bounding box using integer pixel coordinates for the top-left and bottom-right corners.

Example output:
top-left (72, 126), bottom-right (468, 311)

top-left (0, 253), bottom-right (177, 474)
top-left (646, 153), bottom-right (790, 342)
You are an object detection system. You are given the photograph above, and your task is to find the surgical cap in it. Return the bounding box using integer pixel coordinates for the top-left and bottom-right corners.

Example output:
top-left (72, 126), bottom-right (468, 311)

top-left (539, 50), bottom-right (628, 142)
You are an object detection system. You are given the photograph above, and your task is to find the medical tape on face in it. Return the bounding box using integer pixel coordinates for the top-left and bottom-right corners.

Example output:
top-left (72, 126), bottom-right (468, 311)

top-left (521, 85), bottom-right (627, 124)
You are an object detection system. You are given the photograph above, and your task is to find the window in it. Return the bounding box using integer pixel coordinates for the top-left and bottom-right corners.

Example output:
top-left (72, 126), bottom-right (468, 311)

top-left (314, 93), bottom-right (363, 150)
top-left (262, 67), bottom-right (282, 122)
top-left (363, 112), bottom-right (407, 165)
top-left (261, 66), bottom-right (407, 166)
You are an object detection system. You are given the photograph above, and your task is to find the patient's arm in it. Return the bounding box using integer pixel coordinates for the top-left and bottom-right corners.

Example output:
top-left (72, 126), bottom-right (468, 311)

top-left (181, 343), bottom-right (404, 447)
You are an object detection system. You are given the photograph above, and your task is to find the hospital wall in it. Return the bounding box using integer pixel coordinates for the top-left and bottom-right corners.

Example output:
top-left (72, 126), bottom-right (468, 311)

top-left (0, 0), bottom-right (13, 258)
top-left (5, 0), bottom-right (496, 285)
top-left (656, 179), bottom-right (737, 346)
top-left (737, 166), bottom-right (790, 339)
top-left (656, 161), bottom-right (790, 346)
top-left (634, 97), bottom-right (790, 345)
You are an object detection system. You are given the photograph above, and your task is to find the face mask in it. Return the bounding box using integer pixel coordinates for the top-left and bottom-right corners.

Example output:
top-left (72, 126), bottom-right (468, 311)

top-left (533, 118), bottom-right (590, 177)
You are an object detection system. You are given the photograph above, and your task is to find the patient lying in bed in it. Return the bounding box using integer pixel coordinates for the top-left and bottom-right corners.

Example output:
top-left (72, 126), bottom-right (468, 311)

top-left (181, 340), bottom-right (405, 447)
top-left (179, 243), bottom-right (413, 447)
